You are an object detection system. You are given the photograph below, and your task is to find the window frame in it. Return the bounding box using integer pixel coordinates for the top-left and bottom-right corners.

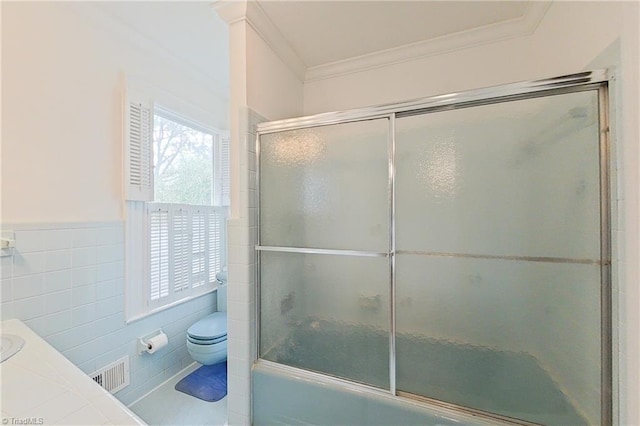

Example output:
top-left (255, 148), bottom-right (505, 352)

top-left (153, 107), bottom-right (230, 208)
top-left (124, 90), bottom-right (229, 323)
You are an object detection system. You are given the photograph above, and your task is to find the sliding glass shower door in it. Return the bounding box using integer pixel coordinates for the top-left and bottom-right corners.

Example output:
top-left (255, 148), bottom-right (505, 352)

top-left (258, 118), bottom-right (392, 389)
top-left (395, 90), bottom-right (604, 425)
top-left (257, 72), bottom-right (610, 426)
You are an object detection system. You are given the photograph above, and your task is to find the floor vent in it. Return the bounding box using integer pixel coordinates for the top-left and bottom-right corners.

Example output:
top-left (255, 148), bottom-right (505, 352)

top-left (89, 356), bottom-right (130, 394)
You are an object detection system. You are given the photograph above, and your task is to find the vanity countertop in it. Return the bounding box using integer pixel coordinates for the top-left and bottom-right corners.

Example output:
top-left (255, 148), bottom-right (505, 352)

top-left (0, 319), bottom-right (145, 425)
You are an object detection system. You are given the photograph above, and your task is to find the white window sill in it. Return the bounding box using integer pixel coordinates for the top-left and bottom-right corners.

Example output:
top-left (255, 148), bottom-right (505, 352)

top-left (125, 287), bottom-right (218, 324)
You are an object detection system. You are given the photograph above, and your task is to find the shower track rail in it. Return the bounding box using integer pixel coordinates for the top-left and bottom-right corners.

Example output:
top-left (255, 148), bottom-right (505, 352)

top-left (254, 69), bottom-right (612, 426)
top-left (255, 245), bottom-right (389, 257)
top-left (395, 250), bottom-right (608, 265)
top-left (256, 71), bottom-right (608, 134)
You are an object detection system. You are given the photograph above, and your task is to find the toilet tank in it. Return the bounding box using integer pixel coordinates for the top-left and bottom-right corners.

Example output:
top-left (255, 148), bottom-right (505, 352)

top-left (217, 284), bottom-right (227, 312)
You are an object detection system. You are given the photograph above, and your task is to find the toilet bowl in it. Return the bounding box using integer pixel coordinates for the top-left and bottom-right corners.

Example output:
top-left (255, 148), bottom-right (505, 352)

top-left (186, 311), bottom-right (227, 365)
top-left (186, 274), bottom-right (228, 365)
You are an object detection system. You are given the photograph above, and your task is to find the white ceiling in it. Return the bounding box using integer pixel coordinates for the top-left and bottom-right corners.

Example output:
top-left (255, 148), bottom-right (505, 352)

top-left (89, 1), bottom-right (548, 86)
top-left (257, 1), bottom-right (532, 68)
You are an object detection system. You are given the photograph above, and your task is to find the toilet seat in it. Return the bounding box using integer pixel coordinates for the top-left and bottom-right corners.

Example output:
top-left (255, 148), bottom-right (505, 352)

top-left (187, 312), bottom-right (227, 343)
top-left (187, 334), bottom-right (227, 345)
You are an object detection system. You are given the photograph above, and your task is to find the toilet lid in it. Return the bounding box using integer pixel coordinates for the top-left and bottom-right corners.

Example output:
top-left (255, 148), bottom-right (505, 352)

top-left (187, 312), bottom-right (227, 340)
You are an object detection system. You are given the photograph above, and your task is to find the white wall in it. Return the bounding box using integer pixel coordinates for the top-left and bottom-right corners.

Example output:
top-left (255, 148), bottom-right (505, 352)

top-left (1, 1), bottom-right (229, 406)
top-left (1, 2), bottom-right (228, 223)
top-left (303, 2), bottom-right (640, 424)
top-left (216, 1), bottom-right (638, 424)
top-left (303, 3), bottom-right (636, 116)
top-left (218, 5), bottom-right (304, 423)
top-left (246, 25), bottom-right (304, 122)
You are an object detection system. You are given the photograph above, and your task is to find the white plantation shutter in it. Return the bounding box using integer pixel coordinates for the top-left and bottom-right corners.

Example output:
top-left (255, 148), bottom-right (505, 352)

top-left (124, 200), bottom-right (148, 321)
top-left (173, 208), bottom-right (190, 294)
top-left (208, 209), bottom-right (222, 283)
top-left (124, 90), bottom-right (154, 201)
top-left (220, 136), bottom-right (230, 206)
top-left (147, 204), bottom-right (226, 308)
top-left (149, 207), bottom-right (170, 301)
top-left (191, 209), bottom-right (207, 289)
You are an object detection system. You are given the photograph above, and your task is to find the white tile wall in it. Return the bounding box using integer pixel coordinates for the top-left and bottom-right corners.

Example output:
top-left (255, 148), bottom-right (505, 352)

top-left (226, 107), bottom-right (264, 425)
top-left (0, 222), bottom-right (218, 406)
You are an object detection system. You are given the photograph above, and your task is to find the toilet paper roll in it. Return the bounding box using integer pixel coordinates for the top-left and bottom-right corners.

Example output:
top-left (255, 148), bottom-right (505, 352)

top-left (146, 332), bottom-right (168, 354)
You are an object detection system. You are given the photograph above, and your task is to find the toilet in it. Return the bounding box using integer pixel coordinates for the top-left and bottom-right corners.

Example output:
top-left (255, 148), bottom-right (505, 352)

top-left (186, 273), bottom-right (228, 365)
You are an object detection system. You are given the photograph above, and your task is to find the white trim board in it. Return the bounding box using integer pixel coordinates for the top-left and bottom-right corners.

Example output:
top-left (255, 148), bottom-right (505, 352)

top-left (213, 0), bottom-right (306, 82)
top-left (214, 1), bottom-right (550, 84)
top-left (305, 2), bottom-right (551, 82)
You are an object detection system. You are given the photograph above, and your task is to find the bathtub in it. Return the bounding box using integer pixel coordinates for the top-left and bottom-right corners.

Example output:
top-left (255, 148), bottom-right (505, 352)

top-left (253, 361), bottom-right (498, 426)
top-left (253, 319), bottom-right (586, 425)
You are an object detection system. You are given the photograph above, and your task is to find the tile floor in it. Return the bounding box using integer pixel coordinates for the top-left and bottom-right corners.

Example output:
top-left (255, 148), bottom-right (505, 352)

top-left (129, 364), bottom-right (227, 426)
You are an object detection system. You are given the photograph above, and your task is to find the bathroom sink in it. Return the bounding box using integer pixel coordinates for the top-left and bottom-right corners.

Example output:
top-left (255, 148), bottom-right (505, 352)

top-left (0, 334), bottom-right (25, 362)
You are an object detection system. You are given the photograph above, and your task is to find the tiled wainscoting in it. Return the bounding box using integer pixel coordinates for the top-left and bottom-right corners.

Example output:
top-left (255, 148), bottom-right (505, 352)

top-left (225, 107), bottom-right (263, 425)
top-left (0, 222), bottom-right (216, 405)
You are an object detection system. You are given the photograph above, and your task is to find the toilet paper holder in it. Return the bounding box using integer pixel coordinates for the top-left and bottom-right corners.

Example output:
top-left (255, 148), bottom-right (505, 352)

top-left (138, 329), bottom-right (167, 355)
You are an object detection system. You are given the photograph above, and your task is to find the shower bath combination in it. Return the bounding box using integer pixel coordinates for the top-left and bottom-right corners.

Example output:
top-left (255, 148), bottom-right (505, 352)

top-left (253, 70), bottom-right (612, 426)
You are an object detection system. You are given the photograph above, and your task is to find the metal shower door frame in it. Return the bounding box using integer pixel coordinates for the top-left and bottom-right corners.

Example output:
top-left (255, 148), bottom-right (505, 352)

top-left (254, 69), bottom-right (612, 426)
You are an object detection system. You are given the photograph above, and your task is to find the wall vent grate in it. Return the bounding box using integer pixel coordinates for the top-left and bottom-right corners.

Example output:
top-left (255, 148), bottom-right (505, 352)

top-left (89, 356), bottom-right (130, 394)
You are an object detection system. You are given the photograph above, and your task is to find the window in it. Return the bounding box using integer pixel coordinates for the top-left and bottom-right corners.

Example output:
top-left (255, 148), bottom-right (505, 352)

top-left (124, 89), bottom-right (229, 322)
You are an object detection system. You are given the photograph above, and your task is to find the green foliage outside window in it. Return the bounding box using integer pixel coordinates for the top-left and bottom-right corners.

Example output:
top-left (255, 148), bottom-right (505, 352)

top-left (153, 114), bottom-right (214, 206)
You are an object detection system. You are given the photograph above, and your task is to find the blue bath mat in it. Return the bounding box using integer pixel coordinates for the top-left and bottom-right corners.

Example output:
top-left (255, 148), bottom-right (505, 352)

top-left (175, 362), bottom-right (227, 402)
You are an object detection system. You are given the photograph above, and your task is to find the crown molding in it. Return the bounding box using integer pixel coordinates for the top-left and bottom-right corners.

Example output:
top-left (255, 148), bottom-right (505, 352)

top-left (245, 1), bottom-right (307, 81)
top-left (305, 2), bottom-right (552, 83)
top-left (211, 0), bottom-right (248, 26)
top-left (212, 1), bottom-right (551, 84)
top-left (213, 0), bottom-right (307, 82)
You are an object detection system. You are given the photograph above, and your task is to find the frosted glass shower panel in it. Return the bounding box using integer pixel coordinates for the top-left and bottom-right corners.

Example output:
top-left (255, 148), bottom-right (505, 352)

top-left (395, 91), bottom-right (601, 259)
top-left (259, 251), bottom-right (390, 389)
top-left (395, 254), bottom-right (601, 425)
top-left (260, 119), bottom-right (389, 251)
